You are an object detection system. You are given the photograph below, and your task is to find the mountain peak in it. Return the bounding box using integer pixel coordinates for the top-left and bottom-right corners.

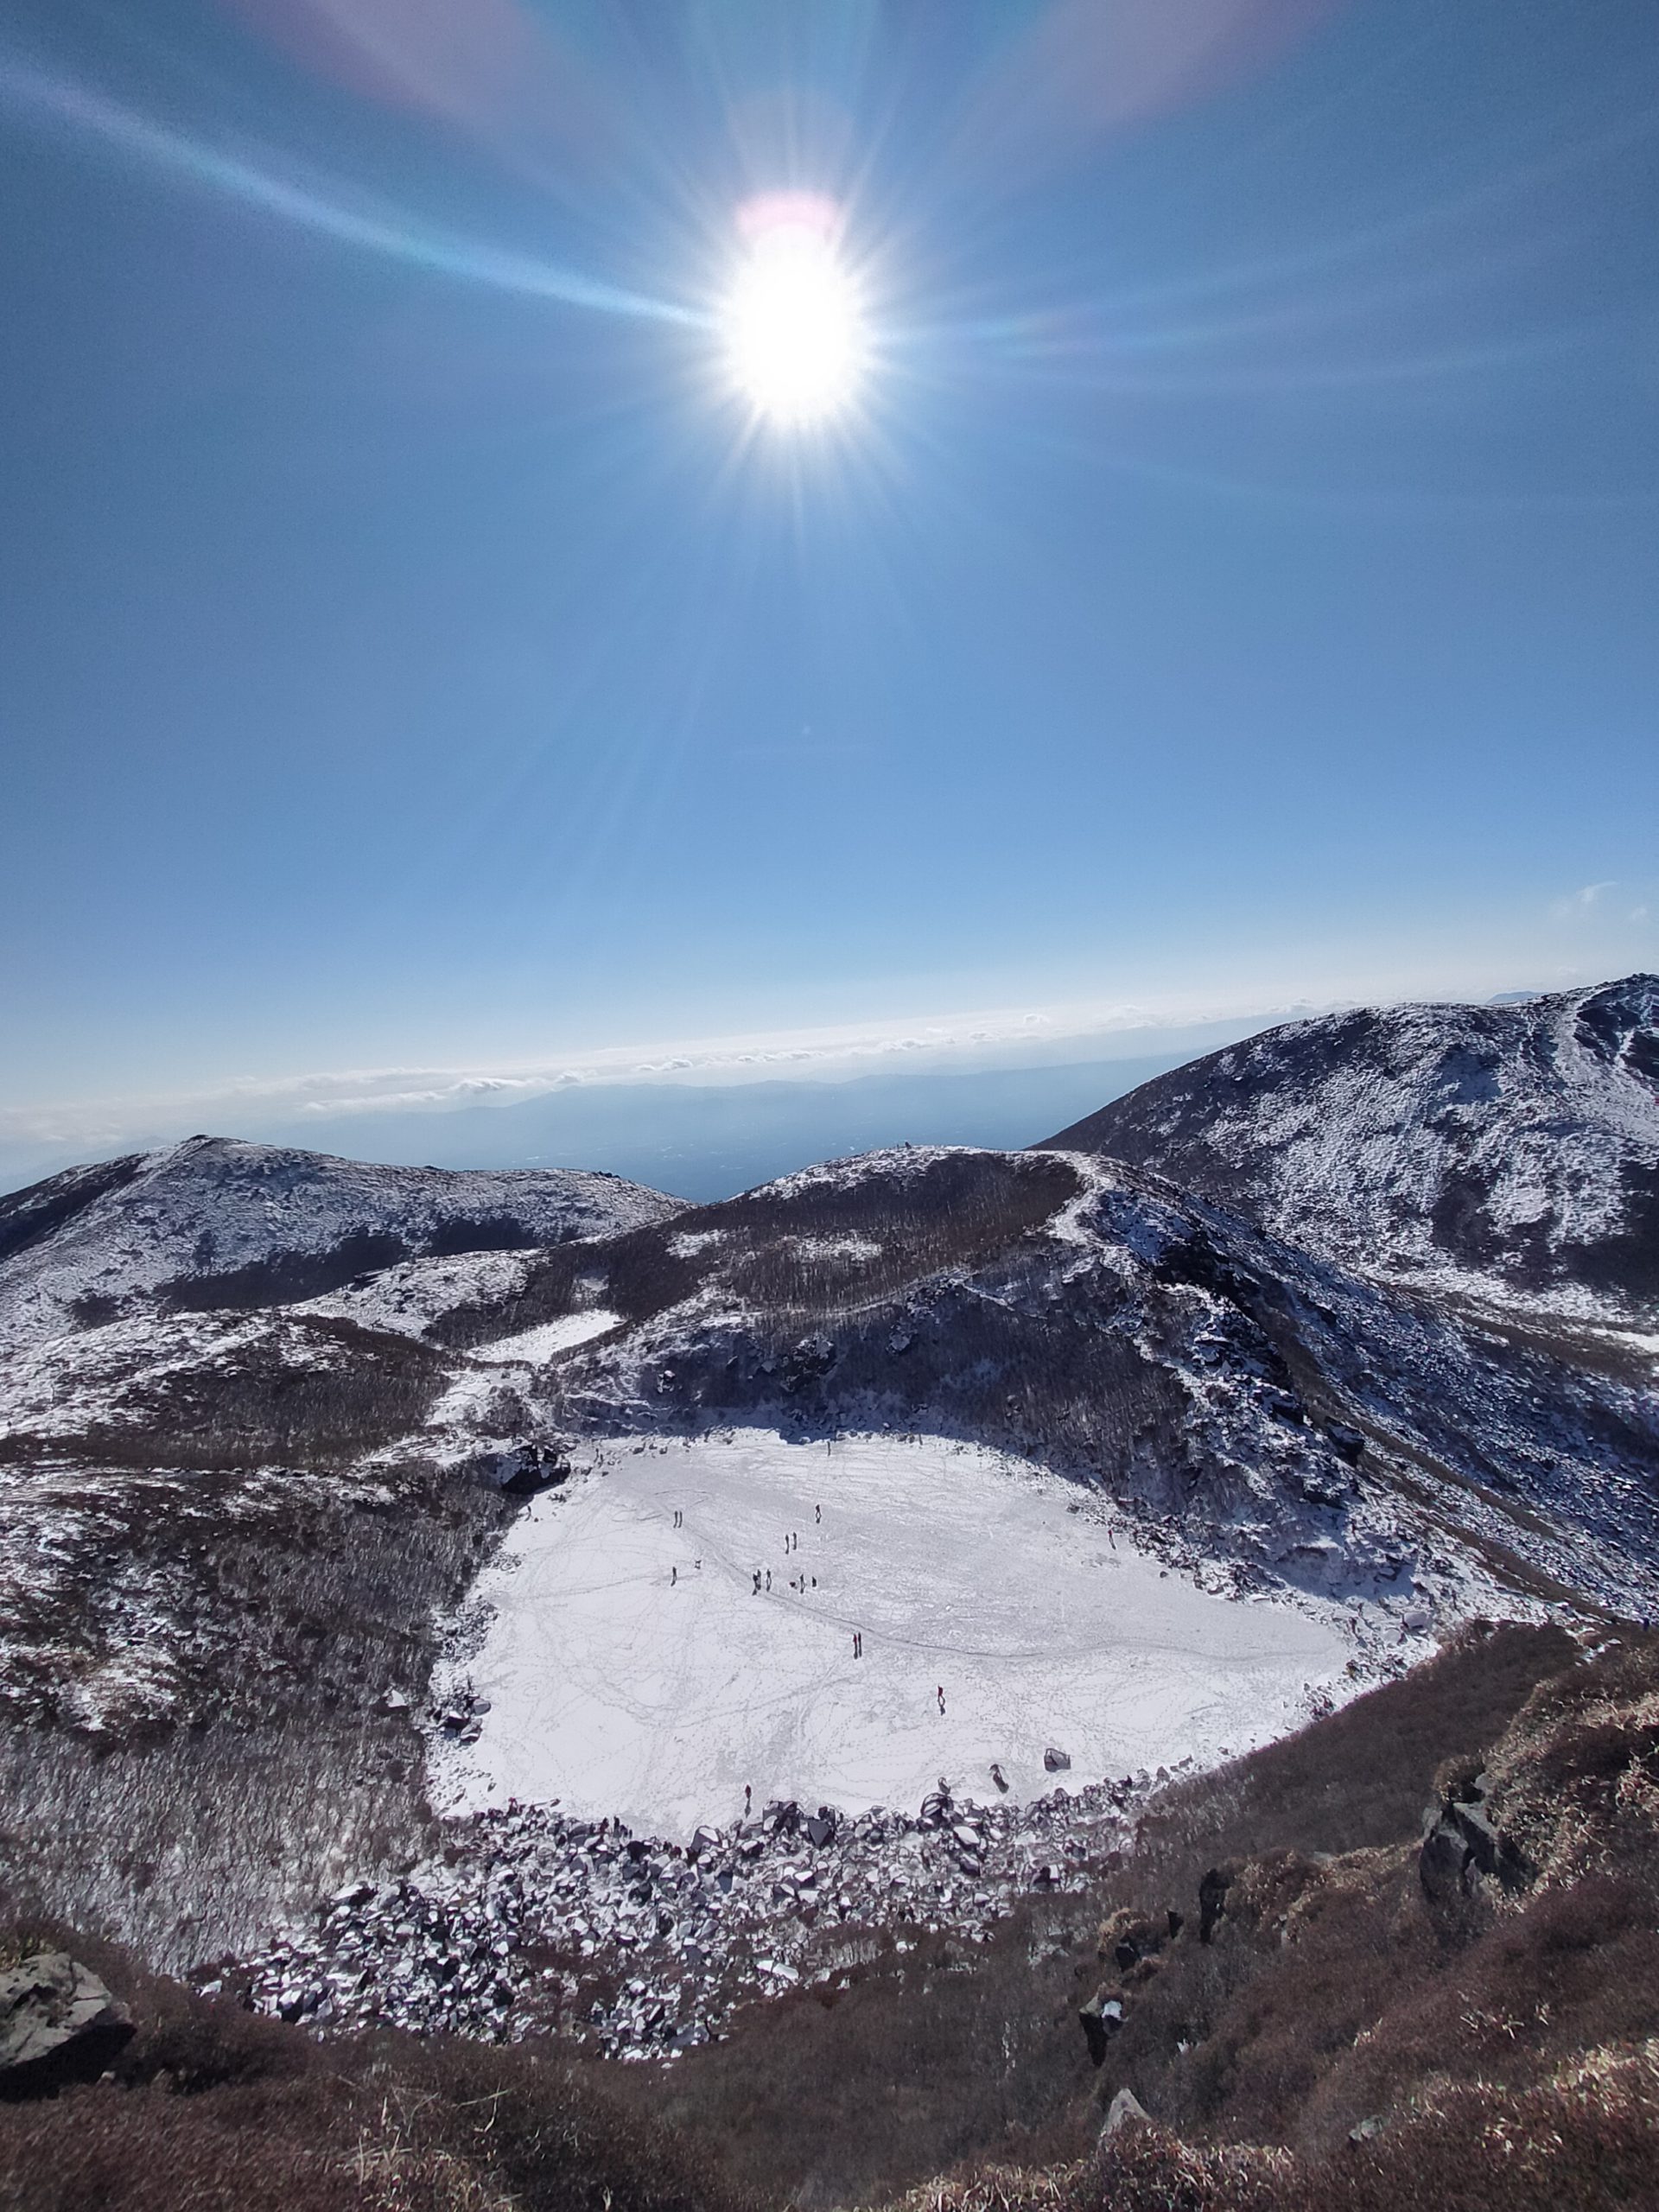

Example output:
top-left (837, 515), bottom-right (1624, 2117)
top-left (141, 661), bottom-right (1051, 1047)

top-left (1038, 973), bottom-right (1659, 1314)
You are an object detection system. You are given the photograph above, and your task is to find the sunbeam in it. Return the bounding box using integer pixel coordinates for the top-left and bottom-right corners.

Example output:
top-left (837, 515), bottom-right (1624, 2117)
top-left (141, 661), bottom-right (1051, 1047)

top-left (0, 57), bottom-right (698, 327)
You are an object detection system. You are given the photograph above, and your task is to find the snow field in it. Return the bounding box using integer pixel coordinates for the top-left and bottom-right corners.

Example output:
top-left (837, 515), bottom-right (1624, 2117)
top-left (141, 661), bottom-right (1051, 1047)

top-left (438, 1430), bottom-right (1349, 1839)
top-left (469, 1310), bottom-right (622, 1364)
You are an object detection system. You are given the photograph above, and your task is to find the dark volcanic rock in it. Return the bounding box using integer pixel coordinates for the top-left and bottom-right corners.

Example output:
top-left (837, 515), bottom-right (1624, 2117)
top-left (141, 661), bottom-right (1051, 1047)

top-left (0, 1953), bottom-right (132, 2094)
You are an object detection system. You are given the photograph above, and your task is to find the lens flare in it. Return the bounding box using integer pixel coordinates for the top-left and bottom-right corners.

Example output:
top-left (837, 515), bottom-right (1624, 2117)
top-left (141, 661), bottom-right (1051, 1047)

top-left (723, 194), bottom-right (864, 424)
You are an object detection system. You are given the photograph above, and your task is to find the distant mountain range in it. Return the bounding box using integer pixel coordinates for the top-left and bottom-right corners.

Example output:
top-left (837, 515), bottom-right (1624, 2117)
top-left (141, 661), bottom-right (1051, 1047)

top-left (0, 1135), bottom-right (681, 1355)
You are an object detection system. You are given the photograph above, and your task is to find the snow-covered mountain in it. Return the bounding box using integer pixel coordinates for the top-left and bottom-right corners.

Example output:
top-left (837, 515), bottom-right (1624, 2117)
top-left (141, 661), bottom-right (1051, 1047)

top-left (1040, 975), bottom-right (1659, 1319)
top-left (3, 1104), bottom-right (1657, 2000)
top-left (0, 1135), bottom-right (684, 1352)
top-left (5, 1135), bottom-right (1654, 1627)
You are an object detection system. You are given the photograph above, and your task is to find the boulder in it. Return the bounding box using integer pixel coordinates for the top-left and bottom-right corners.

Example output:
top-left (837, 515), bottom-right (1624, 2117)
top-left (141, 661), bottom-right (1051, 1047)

top-left (1101, 2088), bottom-right (1151, 2138)
top-left (1043, 1746), bottom-right (1071, 1773)
top-left (1418, 1809), bottom-right (1470, 1910)
top-left (474, 1445), bottom-right (570, 1497)
top-left (0, 1954), bottom-right (132, 2094)
top-left (1420, 1779), bottom-right (1529, 1910)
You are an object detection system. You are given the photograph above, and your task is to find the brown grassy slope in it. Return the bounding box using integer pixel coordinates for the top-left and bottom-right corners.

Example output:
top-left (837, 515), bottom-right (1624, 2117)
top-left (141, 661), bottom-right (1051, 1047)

top-left (0, 1909), bottom-right (749, 2212)
top-left (1079, 1626), bottom-right (1659, 2156)
top-left (3, 1621), bottom-right (1649, 2212)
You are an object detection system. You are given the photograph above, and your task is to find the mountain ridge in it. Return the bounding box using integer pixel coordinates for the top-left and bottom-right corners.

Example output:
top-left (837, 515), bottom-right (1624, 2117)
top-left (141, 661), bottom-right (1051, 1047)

top-left (1038, 972), bottom-right (1659, 1319)
top-left (0, 1135), bottom-right (684, 1354)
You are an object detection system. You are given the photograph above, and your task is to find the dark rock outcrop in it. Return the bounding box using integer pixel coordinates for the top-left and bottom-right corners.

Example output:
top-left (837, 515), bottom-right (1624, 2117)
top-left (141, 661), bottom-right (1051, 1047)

top-left (1079, 1989), bottom-right (1125, 2065)
top-left (0, 1953), bottom-right (132, 2095)
top-left (1419, 1773), bottom-right (1529, 1914)
top-left (1198, 1866), bottom-right (1232, 1943)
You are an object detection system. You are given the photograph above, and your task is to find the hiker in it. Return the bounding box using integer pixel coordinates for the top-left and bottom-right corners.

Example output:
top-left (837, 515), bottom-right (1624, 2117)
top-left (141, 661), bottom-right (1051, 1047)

top-left (937, 1684), bottom-right (946, 1716)
top-left (766, 1569), bottom-right (772, 1592)
top-left (816, 1504), bottom-right (822, 1524)
top-left (744, 1784), bottom-right (752, 1815)
top-left (753, 1570), bottom-right (761, 1595)
top-left (671, 1565), bottom-right (677, 1586)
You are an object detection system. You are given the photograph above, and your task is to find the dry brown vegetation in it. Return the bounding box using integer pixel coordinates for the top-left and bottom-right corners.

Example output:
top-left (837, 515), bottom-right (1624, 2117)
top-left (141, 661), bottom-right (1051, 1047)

top-left (429, 1153), bottom-right (1084, 1352)
top-left (0, 1909), bottom-right (747, 2212)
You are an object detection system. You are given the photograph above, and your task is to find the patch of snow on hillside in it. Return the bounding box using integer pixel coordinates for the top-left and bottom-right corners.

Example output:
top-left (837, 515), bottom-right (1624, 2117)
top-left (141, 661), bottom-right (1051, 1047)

top-left (471, 1311), bottom-right (622, 1364)
top-left (0, 1312), bottom-right (268, 1439)
top-left (435, 1430), bottom-right (1349, 1839)
top-left (297, 1249), bottom-right (540, 1337)
top-left (774, 1235), bottom-right (885, 1262)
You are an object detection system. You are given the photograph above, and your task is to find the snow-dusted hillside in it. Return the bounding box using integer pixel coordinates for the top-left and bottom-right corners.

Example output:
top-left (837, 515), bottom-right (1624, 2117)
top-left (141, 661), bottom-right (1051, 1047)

top-left (1041, 975), bottom-right (1659, 1319)
top-left (0, 1135), bottom-right (683, 1352)
top-left (423, 1144), bottom-right (1659, 1615)
top-left (4, 1134), bottom-right (1655, 1632)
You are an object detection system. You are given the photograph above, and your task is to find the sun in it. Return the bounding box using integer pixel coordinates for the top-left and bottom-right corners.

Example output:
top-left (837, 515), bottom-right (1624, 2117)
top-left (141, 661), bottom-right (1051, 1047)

top-left (722, 193), bottom-right (865, 425)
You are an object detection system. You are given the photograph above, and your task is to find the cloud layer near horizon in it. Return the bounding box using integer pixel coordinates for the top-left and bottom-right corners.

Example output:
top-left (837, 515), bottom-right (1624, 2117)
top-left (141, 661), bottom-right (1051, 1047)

top-left (2, 991), bottom-right (1275, 1163)
top-left (0, 950), bottom-right (1614, 1185)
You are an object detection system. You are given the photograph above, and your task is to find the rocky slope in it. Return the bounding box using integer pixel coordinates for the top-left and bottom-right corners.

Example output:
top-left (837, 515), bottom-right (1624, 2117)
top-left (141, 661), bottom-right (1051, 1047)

top-left (1040, 974), bottom-right (1659, 1320)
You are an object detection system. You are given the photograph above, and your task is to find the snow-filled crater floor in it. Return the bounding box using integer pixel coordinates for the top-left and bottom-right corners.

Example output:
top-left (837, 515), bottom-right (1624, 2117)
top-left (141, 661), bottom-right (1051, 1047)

top-left (435, 1432), bottom-right (1349, 1838)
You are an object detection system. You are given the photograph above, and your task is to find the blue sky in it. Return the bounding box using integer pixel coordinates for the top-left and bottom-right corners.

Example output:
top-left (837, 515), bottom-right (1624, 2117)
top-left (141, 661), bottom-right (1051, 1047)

top-left (2, 0), bottom-right (1656, 1177)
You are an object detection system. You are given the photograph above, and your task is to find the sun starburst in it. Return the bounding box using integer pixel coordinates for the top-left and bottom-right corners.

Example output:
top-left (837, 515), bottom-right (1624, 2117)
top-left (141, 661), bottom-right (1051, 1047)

top-left (722, 193), bottom-right (866, 425)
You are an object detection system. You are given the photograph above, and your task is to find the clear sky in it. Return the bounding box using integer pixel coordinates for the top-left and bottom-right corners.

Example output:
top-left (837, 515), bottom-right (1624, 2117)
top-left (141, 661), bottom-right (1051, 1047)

top-left (2, 0), bottom-right (1656, 1166)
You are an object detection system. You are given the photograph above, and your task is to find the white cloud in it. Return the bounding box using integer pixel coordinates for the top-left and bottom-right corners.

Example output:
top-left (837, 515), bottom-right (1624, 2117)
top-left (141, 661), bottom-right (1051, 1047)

top-left (1550, 880), bottom-right (1618, 919)
top-left (6, 930), bottom-right (1650, 1186)
top-left (0, 988), bottom-right (1298, 1166)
